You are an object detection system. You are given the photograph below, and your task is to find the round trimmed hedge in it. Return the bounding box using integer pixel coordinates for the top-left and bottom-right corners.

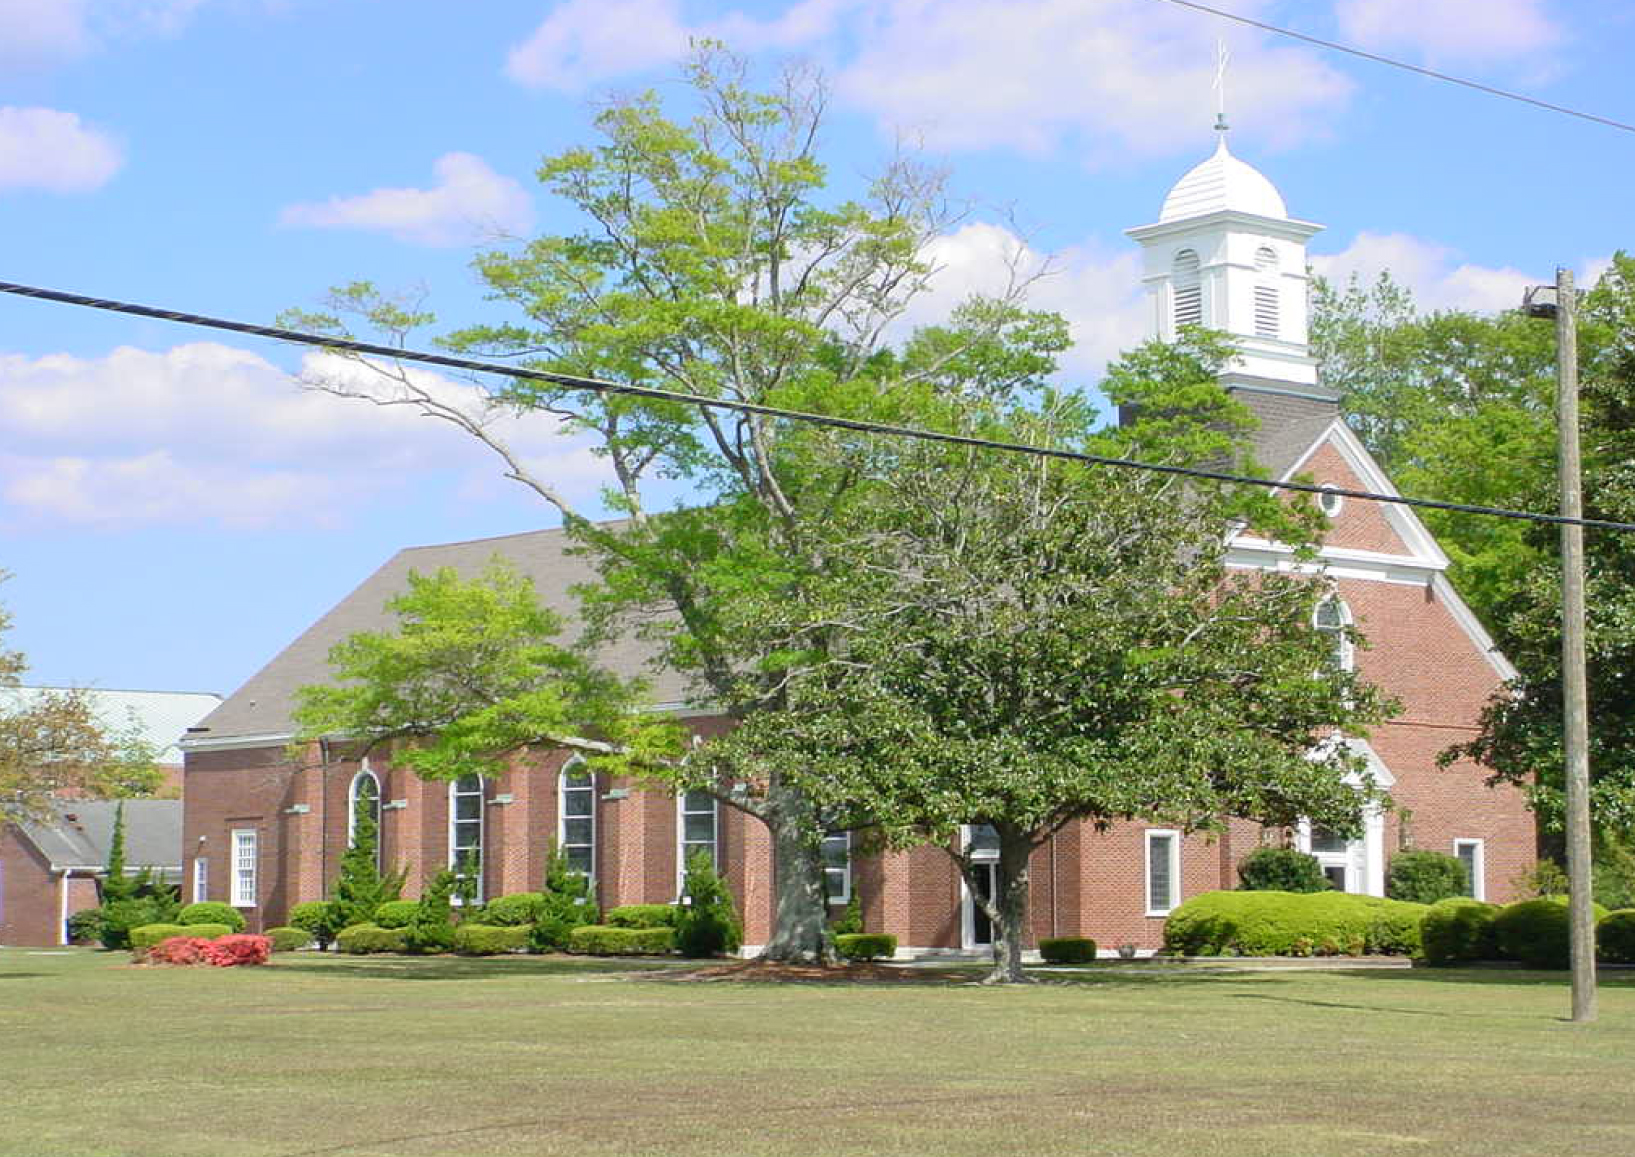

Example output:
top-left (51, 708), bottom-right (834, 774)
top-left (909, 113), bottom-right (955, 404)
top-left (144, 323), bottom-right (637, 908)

top-left (1386, 851), bottom-right (1469, 905)
top-left (265, 926), bottom-right (310, 952)
top-left (1236, 847), bottom-right (1329, 893)
top-left (178, 901), bottom-right (247, 932)
top-left (481, 893), bottom-right (546, 926)
top-left (1492, 897), bottom-right (1609, 968)
top-left (1419, 899), bottom-right (1500, 965)
top-left (1597, 909), bottom-right (1635, 964)
top-left (372, 900), bottom-right (420, 929)
top-left (1163, 890), bottom-right (1428, 957)
top-left (1038, 936), bottom-right (1098, 964)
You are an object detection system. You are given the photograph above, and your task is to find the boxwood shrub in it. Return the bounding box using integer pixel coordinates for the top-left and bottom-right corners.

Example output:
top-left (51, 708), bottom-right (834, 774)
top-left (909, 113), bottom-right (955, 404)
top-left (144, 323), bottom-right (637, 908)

top-left (1386, 851), bottom-right (1469, 905)
top-left (453, 924), bottom-right (531, 956)
top-left (1418, 898), bottom-right (1500, 965)
top-left (177, 901), bottom-right (247, 932)
top-left (1038, 936), bottom-right (1098, 964)
top-left (1492, 897), bottom-right (1609, 968)
top-left (288, 900), bottom-right (344, 950)
top-left (481, 893), bottom-right (546, 927)
top-left (336, 923), bottom-right (408, 955)
top-left (1597, 909), bottom-right (1635, 964)
top-left (265, 926), bottom-right (310, 952)
top-left (372, 900), bottom-right (419, 929)
top-left (129, 923), bottom-right (190, 950)
top-left (567, 925), bottom-right (676, 956)
top-left (1163, 890), bottom-right (1427, 957)
top-left (835, 933), bottom-right (897, 962)
top-left (605, 904), bottom-right (679, 929)
top-left (1236, 847), bottom-right (1329, 893)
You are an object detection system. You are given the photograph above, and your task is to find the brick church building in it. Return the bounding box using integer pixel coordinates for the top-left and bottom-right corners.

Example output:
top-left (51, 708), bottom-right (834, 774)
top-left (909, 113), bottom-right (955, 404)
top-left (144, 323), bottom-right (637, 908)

top-left (180, 136), bottom-right (1535, 954)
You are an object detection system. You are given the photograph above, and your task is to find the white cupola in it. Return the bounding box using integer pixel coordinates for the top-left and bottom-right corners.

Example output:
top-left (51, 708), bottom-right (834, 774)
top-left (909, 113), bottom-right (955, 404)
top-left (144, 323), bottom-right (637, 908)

top-left (1125, 134), bottom-right (1329, 397)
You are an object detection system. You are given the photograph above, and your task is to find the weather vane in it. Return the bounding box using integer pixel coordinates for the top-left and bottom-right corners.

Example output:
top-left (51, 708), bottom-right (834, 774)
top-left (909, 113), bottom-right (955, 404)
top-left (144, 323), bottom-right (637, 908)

top-left (1213, 38), bottom-right (1230, 134)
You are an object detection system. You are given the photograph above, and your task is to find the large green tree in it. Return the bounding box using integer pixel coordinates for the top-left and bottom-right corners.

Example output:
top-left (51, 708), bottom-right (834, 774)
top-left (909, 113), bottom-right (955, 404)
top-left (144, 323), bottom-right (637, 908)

top-left (287, 47), bottom-right (1068, 961)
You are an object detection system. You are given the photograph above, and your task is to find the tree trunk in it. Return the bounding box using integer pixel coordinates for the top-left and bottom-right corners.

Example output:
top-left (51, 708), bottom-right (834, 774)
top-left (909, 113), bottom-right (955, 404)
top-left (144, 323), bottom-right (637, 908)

top-left (983, 825), bottom-right (1035, 984)
top-left (759, 800), bottom-right (834, 963)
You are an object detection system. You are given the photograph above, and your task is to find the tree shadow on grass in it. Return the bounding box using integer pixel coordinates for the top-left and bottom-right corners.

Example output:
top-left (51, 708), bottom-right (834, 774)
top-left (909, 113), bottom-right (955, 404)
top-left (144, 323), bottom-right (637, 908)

top-left (270, 954), bottom-right (691, 982)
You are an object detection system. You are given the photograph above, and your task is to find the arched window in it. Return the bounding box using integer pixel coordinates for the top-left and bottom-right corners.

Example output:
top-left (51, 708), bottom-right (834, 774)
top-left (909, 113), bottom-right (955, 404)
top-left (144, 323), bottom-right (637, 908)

top-left (1314, 596), bottom-right (1354, 673)
top-left (348, 765), bottom-right (381, 866)
top-left (1253, 246), bottom-right (1279, 338)
top-left (677, 790), bottom-right (718, 893)
top-left (1172, 249), bottom-right (1202, 330)
top-left (559, 760), bottom-right (596, 879)
top-left (449, 774), bottom-right (485, 901)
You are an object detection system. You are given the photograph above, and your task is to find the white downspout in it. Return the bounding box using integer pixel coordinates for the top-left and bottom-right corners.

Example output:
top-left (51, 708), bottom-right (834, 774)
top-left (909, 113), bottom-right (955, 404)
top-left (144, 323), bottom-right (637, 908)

top-left (58, 868), bottom-right (72, 946)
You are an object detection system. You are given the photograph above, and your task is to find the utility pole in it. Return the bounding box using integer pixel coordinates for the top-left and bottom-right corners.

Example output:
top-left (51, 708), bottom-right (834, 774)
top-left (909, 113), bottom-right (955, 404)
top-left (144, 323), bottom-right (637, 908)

top-left (1528, 268), bottom-right (1596, 1022)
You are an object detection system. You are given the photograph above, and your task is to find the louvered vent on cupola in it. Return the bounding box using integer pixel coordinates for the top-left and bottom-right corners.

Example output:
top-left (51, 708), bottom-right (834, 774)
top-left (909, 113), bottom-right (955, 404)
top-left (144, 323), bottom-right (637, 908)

top-left (1173, 249), bottom-right (1202, 330)
top-left (1253, 246), bottom-right (1279, 338)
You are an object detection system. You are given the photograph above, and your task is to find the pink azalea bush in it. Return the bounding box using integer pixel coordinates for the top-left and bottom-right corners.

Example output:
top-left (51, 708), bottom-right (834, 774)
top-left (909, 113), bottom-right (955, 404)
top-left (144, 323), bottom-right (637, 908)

top-left (146, 934), bottom-right (271, 967)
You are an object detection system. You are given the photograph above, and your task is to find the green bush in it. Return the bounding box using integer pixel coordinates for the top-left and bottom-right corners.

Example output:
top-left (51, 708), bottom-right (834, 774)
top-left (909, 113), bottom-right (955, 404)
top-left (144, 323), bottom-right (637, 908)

top-left (1418, 898), bottom-right (1500, 965)
top-left (177, 901), bottom-right (247, 932)
top-left (1596, 909), bottom-right (1635, 964)
top-left (129, 923), bottom-right (189, 950)
top-left (66, 908), bottom-right (104, 944)
top-left (675, 850), bottom-right (742, 958)
top-left (1386, 851), bottom-right (1469, 905)
top-left (835, 933), bottom-right (897, 961)
top-left (289, 900), bottom-right (346, 950)
top-left (1492, 897), bottom-right (1609, 969)
top-left (1163, 890), bottom-right (1427, 957)
top-left (403, 869), bottom-right (457, 953)
top-left (452, 923), bottom-right (531, 956)
top-left (567, 925), bottom-right (676, 956)
top-left (372, 900), bottom-right (419, 929)
top-left (336, 924), bottom-right (408, 954)
top-left (1236, 847), bottom-right (1329, 893)
top-left (482, 893), bottom-right (547, 927)
top-left (530, 844), bottom-right (599, 952)
top-left (605, 904), bottom-right (679, 929)
top-left (98, 892), bottom-right (182, 951)
top-left (266, 926), bottom-right (310, 952)
top-left (831, 893), bottom-right (864, 936)
top-left (1038, 936), bottom-right (1098, 964)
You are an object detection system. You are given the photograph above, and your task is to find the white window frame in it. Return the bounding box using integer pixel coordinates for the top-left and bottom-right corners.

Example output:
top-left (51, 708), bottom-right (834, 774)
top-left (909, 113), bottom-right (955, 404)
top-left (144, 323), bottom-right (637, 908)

top-left (959, 825), bottom-right (1001, 950)
top-left (558, 759), bottom-right (596, 883)
top-left (448, 774), bottom-right (485, 903)
top-left (348, 765), bottom-right (381, 858)
top-left (1145, 829), bottom-right (1181, 916)
top-left (823, 830), bottom-right (852, 905)
top-left (1454, 838), bottom-right (1486, 901)
top-left (1318, 485), bottom-right (1344, 518)
top-left (192, 856), bottom-right (208, 904)
top-left (1314, 595), bottom-right (1355, 673)
top-left (230, 829), bottom-right (257, 908)
top-left (676, 790), bottom-right (719, 894)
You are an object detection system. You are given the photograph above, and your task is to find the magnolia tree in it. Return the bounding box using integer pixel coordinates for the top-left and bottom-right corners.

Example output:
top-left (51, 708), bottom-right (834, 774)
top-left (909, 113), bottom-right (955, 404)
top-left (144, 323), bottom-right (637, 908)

top-left (284, 47), bottom-right (1067, 961)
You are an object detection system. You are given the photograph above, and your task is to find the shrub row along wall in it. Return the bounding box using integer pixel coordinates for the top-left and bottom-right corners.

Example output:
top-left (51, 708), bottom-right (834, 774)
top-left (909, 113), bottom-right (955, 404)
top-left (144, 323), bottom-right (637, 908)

top-left (1162, 891), bottom-right (1427, 957)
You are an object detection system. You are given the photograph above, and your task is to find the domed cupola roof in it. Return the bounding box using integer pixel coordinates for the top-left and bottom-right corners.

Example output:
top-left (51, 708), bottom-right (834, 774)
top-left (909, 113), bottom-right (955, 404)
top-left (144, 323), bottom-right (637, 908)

top-left (1158, 136), bottom-right (1287, 223)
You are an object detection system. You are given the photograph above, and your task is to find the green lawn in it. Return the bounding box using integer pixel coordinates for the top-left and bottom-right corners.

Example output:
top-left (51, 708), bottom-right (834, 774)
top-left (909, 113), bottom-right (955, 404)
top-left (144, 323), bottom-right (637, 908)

top-left (1, 949), bottom-right (1631, 1157)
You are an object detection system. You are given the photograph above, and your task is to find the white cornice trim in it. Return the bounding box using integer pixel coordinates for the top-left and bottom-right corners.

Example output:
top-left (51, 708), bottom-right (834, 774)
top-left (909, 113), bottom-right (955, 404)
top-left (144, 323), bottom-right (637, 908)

top-left (1125, 210), bottom-right (1324, 244)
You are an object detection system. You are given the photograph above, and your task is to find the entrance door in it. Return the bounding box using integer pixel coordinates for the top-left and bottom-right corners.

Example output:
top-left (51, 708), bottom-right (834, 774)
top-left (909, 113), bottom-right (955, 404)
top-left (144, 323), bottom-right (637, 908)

top-left (964, 862), bottom-right (995, 949)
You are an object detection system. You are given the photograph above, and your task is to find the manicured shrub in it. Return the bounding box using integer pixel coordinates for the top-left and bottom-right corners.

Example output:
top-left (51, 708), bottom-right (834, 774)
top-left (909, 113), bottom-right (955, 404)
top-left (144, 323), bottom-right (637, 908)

top-left (835, 933), bottom-right (898, 961)
top-left (1386, 851), bottom-right (1469, 905)
top-left (482, 893), bottom-right (547, 927)
top-left (1236, 847), bottom-right (1329, 893)
top-left (1419, 899), bottom-right (1500, 965)
top-left (130, 923), bottom-right (191, 951)
top-left (289, 900), bottom-right (345, 950)
top-left (372, 900), bottom-right (420, 929)
top-left (530, 844), bottom-right (599, 952)
top-left (336, 923), bottom-right (408, 954)
top-left (177, 901), bottom-right (247, 933)
top-left (675, 850), bottom-right (742, 958)
top-left (1492, 897), bottom-right (1608, 969)
top-left (200, 934), bottom-right (272, 967)
top-left (831, 893), bottom-right (864, 936)
top-left (1163, 890), bottom-right (1426, 957)
top-left (605, 904), bottom-right (679, 930)
top-left (1038, 936), bottom-right (1098, 964)
top-left (567, 925), bottom-right (676, 956)
top-left (1596, 909), bottom-right (1635, 964)
top-left (453, 924), bottom-right (531, 956)
top-left (265, 926), bottom-right (310, 952)
top-left (99, 893), bottom-right (182, 951)
top-left (331, 800), bottom-right (407, 929)
top-left (67, 908), bottom-right (104, 945)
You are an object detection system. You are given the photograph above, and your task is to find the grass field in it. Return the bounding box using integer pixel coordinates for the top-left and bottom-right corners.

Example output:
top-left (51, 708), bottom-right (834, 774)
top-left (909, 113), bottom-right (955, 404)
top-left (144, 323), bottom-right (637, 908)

top-left (1, 948), bottom-right (1631, 1157)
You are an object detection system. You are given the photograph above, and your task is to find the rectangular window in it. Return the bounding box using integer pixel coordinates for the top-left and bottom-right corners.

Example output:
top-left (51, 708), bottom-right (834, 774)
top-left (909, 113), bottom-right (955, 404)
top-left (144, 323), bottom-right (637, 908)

top-left (230, 829), bottom-right (257, 908)
top-left (678, 790), bottom-right (718, 891)
top-left (1146, 830), bottom-right (1180, 916)
top-left (823, 831), bottom-right (852, 905)
top-left (192, 856), bottom-right (208, 904)
top-left (1454, 838), bottom-right (1485, 901)
top-left (560, 769), bottom-right (596, 878)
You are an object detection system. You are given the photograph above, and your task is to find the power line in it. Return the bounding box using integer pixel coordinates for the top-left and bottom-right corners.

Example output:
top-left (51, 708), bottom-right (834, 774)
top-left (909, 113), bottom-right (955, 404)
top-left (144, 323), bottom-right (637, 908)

top-left (2, 277), bottom-right (1632, 535)
top-left (1156, 0), bottom-right (1635, 136)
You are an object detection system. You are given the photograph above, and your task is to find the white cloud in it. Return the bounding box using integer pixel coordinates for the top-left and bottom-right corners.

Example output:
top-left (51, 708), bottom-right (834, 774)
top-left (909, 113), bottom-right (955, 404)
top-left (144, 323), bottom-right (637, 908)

top-left (1334, 0), bottom-right (1561, 65)
top-left (0, 342), bottom-right (610, 529)
top-left (1311, 231), bottom-right (1548, 314)
top-left (0, 0), bottom-right (213, 69)
top-left (278, 152), bottom-right (534, 247)
top-left (0, 107), bottom-right (122, 192)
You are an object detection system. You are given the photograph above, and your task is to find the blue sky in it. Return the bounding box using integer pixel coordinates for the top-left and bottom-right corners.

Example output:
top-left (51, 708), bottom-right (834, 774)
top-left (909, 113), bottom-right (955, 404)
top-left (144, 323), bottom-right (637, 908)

top-left (3, 0), bottom-right (1631, 699)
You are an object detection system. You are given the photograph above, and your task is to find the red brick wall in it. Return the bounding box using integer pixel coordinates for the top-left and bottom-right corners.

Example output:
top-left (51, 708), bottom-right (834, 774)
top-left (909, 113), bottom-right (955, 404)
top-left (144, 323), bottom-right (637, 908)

top-left (1, 825), bottom-right (63, 946)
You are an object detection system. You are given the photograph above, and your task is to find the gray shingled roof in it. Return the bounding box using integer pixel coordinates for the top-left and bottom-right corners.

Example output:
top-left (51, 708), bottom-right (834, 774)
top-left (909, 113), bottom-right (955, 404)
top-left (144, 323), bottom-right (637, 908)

top-left (17, 799), bottom-right (182, 872)
top-left (0, 688), bottom-right (221, 764)
top-left (190, 527), bottom-right (688, 743)
top-left (1238, 389), bottom-right (1336, 480)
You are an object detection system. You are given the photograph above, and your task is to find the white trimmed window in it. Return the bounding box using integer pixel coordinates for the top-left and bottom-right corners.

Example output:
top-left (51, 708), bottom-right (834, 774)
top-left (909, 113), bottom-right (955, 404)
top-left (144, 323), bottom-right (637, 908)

top-left (677, 790), bottom-right (718, 890)
top-left (1146, 829), bottom-right (1181, 915)
top-left (449, 774), bottom-right (485, 901)
top-left (559, 761), bottom-right (596, 879)
top-left (1173, 249), bottom-right (1202, 329)
top-left (823, 831), bottom-right (852, 905)
top-left (1314, 596), bottom-right (1354, 673)
top-left (192, 856), bottom-right (208, 903)
top-left (1318, 485), bottom-right (1343, 518)
top-left (1455, 838), bottom-right (1485, 900)
top-left (230, 829), bottom-right (257, 908)
top-left (348, 766), bottom-right (381, 859)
